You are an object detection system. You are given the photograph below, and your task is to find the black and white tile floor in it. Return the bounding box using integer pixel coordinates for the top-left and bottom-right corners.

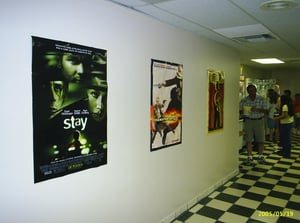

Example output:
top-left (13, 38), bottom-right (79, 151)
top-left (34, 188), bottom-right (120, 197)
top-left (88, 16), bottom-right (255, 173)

top-left (172, 133), bottom-right (300, 223)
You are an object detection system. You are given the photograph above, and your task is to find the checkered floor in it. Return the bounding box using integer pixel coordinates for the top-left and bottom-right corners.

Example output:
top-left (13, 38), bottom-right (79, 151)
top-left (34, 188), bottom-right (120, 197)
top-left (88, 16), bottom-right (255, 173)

top-left (172, 132), bottom-right (300, 223)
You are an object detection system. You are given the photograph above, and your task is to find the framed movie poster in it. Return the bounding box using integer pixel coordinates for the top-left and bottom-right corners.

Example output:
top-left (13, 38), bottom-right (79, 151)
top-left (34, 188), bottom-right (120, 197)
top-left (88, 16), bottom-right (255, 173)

top-left (208, 69), bottom-right (224, 132)
top-left (150, 59), bottom-right (183, 151)
top-left (32, 36), bottom-right (107, 183)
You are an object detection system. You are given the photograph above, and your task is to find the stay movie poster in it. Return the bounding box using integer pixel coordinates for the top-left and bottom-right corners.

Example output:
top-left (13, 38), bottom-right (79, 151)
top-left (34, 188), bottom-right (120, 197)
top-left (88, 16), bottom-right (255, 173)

top-left (32, 36), bottom-right (108, 183)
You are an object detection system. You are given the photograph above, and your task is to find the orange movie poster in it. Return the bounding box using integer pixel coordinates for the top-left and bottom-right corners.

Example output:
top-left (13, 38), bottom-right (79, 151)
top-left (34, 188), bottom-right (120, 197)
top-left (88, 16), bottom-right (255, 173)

top-left (150, 59), bottom-right (183, 151)
top-left (208, 69), bottom-right (224, 132)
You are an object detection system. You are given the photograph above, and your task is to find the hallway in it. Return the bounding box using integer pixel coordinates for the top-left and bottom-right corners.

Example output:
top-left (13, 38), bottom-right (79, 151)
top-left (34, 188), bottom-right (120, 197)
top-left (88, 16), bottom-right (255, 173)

top-left (172, 132), bottom-right (300, 223)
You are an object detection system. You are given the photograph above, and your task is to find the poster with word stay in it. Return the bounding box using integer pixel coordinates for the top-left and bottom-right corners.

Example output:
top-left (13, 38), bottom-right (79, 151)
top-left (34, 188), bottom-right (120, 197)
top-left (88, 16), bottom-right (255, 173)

top-left (32, 36), bottom-right (107, 183)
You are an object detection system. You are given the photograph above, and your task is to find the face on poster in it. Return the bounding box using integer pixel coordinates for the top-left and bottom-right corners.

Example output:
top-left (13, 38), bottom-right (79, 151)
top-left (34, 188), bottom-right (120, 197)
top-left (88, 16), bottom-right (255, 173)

top-left (150, 59), bottom-right (183, 151)
top-left (32, 36), bottom-right (108, 183)
top-left (208, 69), bottom-right (224, 132)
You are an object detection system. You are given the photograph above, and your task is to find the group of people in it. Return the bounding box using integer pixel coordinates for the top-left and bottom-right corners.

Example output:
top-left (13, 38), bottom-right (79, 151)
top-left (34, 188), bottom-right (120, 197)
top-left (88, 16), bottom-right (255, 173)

top-left (240, 84), bottom-right (300, 165)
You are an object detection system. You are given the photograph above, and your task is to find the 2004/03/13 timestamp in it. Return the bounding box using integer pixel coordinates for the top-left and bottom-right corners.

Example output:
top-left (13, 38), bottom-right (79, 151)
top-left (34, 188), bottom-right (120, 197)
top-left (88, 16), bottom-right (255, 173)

top-left (258, 210), bottom-right (294, 217)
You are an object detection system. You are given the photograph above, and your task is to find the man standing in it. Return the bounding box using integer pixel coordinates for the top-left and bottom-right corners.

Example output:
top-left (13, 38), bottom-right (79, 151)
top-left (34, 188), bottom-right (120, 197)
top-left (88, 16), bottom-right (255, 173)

top-left (240, 84), bottom-right (268, 165)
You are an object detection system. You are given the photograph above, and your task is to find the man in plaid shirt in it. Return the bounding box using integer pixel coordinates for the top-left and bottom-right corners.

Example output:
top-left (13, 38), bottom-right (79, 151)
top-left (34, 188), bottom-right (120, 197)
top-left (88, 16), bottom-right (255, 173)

top-left (240, 84), bottom-right (268, 165)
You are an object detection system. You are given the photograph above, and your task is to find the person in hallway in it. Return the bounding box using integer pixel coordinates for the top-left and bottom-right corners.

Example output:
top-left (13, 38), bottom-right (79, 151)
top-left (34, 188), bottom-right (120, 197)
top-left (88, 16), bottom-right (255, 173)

top-left (240, 84), bottom-right (268, 165)
top-left (294, 93), bottom-right (300, 134)
top-left (267, 90), bottom-right (279, 142)
top-left (284, 89), bottom-right (292, 99)
top-left (273, 94), bottom-right (294, 158)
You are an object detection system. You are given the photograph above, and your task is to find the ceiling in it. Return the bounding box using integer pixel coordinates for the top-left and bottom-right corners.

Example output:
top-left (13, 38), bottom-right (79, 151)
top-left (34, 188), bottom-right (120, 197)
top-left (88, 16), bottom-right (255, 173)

top-left (109, 0), bottom-right (300, 71)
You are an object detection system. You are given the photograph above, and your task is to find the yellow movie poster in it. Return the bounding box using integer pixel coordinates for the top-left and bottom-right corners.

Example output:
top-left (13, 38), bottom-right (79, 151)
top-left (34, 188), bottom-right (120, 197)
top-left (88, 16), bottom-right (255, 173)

top-left (208, 69), bottom-right (224, 132)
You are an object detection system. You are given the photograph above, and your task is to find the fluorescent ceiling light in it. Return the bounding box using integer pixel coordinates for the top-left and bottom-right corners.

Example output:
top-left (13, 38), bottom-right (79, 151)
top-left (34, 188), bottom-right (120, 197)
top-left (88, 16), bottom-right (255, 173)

top-left (260, 0), bottom-right (298, 11)
top-left (251, 58), bottom-right (284, 64)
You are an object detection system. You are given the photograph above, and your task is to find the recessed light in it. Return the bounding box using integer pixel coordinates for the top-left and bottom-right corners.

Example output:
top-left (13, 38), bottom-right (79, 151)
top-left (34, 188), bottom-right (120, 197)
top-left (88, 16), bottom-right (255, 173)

top-left (260, 0), bottom-right (298, 11)
top-left (251, 58), bottom-right (285, 64)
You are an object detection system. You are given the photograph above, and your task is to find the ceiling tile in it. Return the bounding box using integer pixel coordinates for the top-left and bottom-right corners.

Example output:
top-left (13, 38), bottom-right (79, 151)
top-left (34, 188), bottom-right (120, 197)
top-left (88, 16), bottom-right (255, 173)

top-left (110, 0), bottom-right (148, 7)
top-left (109, 0), bottom-right (300, 69)
top-left (137, 4), bottom-right (207, 33)
top-left (153, 0), bottom-right (257, 29)
top-left (213, 24), bottom-right (273, 38)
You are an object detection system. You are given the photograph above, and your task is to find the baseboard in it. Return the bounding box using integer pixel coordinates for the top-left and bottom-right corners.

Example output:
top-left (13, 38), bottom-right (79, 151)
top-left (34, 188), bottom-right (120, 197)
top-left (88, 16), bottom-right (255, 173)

top-left (160, 168), bottom-right (239, 223)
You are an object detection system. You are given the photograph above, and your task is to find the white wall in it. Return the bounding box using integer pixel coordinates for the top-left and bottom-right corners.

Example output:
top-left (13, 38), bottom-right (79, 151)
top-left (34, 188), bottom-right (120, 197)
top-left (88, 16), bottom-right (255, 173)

top-left (271, 70), bottom-right (300, 96)
top-left (0, 0), bottom-right (240, 222)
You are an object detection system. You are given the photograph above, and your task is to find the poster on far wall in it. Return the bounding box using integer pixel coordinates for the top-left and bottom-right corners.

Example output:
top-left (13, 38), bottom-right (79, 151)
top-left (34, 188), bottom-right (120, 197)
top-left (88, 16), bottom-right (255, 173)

top-left (208, 69), bottom-right (224, 132)
top-left (32, 36), bottom-right (108, 183)
top-left (150, 59), bottom-right (183, 151)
